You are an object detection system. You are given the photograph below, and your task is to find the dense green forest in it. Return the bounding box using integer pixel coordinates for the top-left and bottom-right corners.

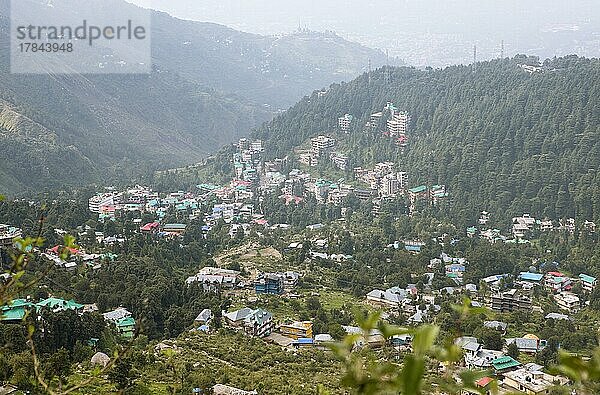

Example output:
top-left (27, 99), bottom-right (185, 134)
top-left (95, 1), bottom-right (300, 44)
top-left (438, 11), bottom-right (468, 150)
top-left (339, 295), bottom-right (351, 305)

top-left (253, 56), bottom-right (600, 227)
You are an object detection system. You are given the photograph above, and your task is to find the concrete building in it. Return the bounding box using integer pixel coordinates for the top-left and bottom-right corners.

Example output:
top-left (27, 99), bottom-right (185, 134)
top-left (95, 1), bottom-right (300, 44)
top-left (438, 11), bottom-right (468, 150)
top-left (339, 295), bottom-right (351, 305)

top-left (368, 112), bottom-right (383, 132)
top-left (366, 287), bottom-right (409, 308)
top-left (330, 153), bottom-right (349, 171)
top-left (408, 185), bottom-right (428, 205)
top-left (491, 289), bottom-right (532, 313)
top-left (0, 224), bottom-right (21, 248)
top-left (387, 111), bottom-right (410, 137)
top-left (554, 292), bottom-right (580, 312)
top-left (338, 114), bottom-right (353, 133)
top-left (279, 321), bottom-right (313, 340)
top-left (311, 135), bottom-right (335, 158)
top-left (254, 273), bottom-right (284, 295)
top-left (250, 140), bottom-right (264, 152)
top-left (502, 368), bottom-right (566, 394)
top-left (88, 193), bottom-right (115, 214)
top-left (579, 273), bottom-right (597, 292)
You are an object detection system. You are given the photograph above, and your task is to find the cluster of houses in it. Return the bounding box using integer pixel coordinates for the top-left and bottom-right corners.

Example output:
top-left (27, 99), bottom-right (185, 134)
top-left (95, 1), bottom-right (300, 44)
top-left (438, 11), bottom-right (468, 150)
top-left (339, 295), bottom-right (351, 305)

top-left (516, 270), bottom-right (597, 312)
top-left (353, 162), bottom-right (408, 198)
top-left (185, 266), bottom-right (304, 298)
top-left (349, 246), bottom-right (597, 392)
top-left (365, 285), bottom-right (442, 324)
top-left (233, 138), bottom-right (264, 184)
top-left (40, 244), bottom-right (117, 272)
top-left (285, 237), bottom-right (354, 263)
top-left (440, 253), bottom-right (468, 284)
top-left (467, 212), bottom-right (597, 244)
top-left (298, 135), bottom-right (347, 170)
top-left (456, 331), bottom-right (569, 394)
top-left (0, 297), bottom-right (135, 339)
top-left (511, 214), bottom-right (595, 239)
top-left (0, 297), bottom-right (86, 322)
top-left (203, 303), bottom-right (409, 351)
top-left (216, 306), bottom-right (321, 348)
top-left (486, 269), bottom-right (596, 318)
top-left (80, 123), bottom-right (452, 254)
top-left (185, 267), bottom-right (242, 292)
top-left (89, 186), bottom-right (201, 234)
top-left (363, 102), bottom-right (411, 147)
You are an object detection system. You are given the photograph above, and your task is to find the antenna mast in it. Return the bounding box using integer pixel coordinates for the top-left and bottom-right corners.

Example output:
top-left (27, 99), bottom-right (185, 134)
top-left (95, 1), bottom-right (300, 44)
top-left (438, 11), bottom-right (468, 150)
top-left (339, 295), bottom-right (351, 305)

top-left (384, 49), bottom-right (391, 84)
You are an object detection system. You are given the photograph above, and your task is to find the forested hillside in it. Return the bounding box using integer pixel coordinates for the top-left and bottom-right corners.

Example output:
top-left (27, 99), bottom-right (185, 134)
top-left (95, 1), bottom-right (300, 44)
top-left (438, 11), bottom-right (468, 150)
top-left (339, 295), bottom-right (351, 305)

top-left (0, 0), bottom-right (397, 194)
top-left (254, 56), bottom-right (600, 226)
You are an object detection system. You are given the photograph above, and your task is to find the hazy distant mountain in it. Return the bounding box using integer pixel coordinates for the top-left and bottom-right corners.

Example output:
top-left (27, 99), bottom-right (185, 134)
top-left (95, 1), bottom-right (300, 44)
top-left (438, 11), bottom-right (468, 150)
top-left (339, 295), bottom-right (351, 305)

top-left (132, 0), bottom-right (600, 67)
top-left (0, 0), bottom-right (399, 193)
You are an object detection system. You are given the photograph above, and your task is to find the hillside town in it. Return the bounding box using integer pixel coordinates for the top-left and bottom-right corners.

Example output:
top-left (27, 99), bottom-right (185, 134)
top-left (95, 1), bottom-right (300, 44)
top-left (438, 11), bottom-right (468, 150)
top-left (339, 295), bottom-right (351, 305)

top-left (2, 113), bottom-right (598, 394)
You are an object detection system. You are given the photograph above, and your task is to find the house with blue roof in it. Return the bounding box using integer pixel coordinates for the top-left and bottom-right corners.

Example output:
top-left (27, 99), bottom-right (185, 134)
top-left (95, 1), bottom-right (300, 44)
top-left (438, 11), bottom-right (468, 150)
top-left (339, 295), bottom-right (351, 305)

top-left (445, 263), bottom-right (466, 284)
top-left (292, 338), bottom-right (314, 348)
top-left (518, 272), bottom-right (544, 283)
top-left (405, 244), bottom-right (422, 253)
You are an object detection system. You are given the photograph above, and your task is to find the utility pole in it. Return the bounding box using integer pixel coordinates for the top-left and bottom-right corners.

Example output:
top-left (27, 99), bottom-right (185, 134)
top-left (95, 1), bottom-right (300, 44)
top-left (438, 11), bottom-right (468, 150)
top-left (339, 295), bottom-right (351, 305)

top-left (501, 40), bottom-right (505, 59)
top-left (472, 45), bottom-right (477, 73)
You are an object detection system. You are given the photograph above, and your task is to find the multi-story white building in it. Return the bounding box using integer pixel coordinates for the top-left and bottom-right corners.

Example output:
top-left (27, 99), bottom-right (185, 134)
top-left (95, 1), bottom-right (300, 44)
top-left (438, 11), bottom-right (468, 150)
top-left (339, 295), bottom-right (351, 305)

top-left (381, 172), bottom-right (407, 197)
top-left (250, 140), bottom-right (264, 153)
top-left (478, 211), bottom-right (490, 225)
top-left (397, 172), bottom-right (408, 189)
top-left (89, 193), bottom-right (115, 214)
top-left (330, 153), bottom-right (349, 171)
top-left (381, 174), bottom-right (399, 197)
top-left (579, 274), bottom-right (597, 292)
top-left (338, 114), bottom-right (353, 133)
top-left (373, 162), bottom-right (395, 176)
top-left (554, 292), bottom-right (580, 312)
top-left (368, 112), bottom-right (383, 132)
top-left (387, 111), bottom-right (410, 137)
top-left (0, 224), bottom-right (22, 247)
top-left (539, 219), bottom-right (554, 232)
top-left (311, 135), bottom-right (335, 158)
top-left (238, 138), bottom-right (250, 151)
top-left (512, 214), bottom-right (536, 238)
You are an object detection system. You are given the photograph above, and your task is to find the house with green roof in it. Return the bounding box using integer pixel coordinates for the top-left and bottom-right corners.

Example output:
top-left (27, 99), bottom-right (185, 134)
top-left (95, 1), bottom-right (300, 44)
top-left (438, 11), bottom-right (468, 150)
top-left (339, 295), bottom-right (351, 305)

top-left (466, 227), bottom-right (478, 238)
top-left (579, 273), bottom-right (597, 292)
top-left (491, 356), bottom-right (521, 373)
top-left (116, 317), bottom-right (136, 339)
top-left (2, 297), bottom-right (84, 322)
top-left (409, 185), bottom-right (427, 194)
top-left (36, 297), bottom-right (84, 312)
top-left (1, 300), bottom-right (31, 322)
top-left (408, 186), bottom-right (429, 205)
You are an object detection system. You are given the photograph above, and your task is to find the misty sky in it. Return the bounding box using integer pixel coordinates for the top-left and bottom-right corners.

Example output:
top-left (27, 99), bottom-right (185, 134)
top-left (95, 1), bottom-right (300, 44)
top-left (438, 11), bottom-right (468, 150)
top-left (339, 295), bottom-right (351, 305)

top-left (129, 0), bottom-right (600, 67)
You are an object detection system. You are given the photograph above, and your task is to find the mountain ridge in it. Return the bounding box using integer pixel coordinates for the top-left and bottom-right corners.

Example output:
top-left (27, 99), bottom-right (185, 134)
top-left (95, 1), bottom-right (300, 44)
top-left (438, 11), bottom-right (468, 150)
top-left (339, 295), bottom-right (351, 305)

top-left (0, 0), bottom-right (398, 194)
